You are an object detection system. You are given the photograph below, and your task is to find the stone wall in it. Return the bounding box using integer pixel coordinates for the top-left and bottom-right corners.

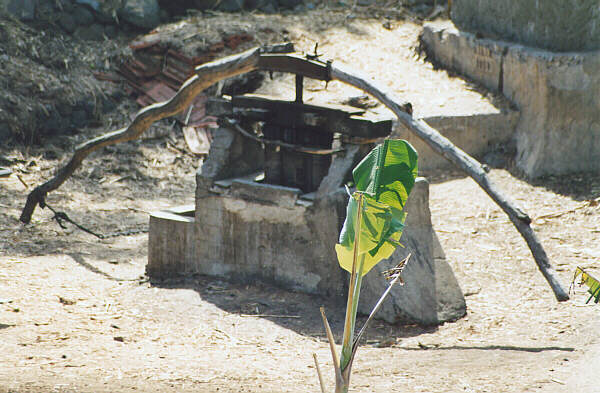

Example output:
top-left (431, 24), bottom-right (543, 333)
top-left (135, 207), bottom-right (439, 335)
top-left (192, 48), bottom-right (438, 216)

top-left (0, 0), bottom-right (308, 34)
top-left (421, 21), bottom-right (600, 177)
top-left (0, 0), bottom-right (162, 39)
top-left (451, 0), bottom-right (600, 52)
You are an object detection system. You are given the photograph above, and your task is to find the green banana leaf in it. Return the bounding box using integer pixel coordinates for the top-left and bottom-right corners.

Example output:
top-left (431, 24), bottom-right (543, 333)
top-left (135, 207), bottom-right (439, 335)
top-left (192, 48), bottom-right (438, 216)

top-left (572, 266), bottom-right (600, 304)
top-left (336, 139), bottom-right (418, 276)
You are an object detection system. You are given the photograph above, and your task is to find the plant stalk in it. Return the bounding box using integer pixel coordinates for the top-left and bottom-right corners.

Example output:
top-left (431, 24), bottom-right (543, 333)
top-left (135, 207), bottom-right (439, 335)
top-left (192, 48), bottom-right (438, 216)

top-left (338, 193), bottom-right (365, 391)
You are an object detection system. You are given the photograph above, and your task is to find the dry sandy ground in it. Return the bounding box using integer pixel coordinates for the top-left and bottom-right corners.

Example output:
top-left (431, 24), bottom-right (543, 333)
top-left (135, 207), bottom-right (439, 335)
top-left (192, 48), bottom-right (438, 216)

top-left (1, 12), bottom-right (600, 393)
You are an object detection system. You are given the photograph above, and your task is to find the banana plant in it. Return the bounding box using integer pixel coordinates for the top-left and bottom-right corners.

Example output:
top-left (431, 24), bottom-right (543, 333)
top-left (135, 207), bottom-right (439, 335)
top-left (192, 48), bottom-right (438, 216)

top-left (570, 266), bottom-right (600, 304)
top-left (315, 139), bottom-right (418, 393)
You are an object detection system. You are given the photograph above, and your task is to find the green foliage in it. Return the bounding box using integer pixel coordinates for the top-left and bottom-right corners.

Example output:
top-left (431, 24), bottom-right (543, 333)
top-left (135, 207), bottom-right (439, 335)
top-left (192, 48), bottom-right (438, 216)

top-left (324, 139), bottom-right (418, 393)
top-left (336, 139), bottom-right (418, 276)
top-left (571, 266), bottom-right (600, 304)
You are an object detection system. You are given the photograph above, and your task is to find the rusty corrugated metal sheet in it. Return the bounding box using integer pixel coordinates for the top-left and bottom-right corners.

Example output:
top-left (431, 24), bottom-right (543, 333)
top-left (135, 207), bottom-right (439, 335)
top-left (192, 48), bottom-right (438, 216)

top-left (95, 33), bottom-right (254, 154)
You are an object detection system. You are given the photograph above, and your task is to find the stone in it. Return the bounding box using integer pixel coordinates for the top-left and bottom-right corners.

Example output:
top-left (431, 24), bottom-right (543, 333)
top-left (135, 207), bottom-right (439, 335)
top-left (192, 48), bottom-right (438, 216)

top-left (5, 0), bottom-right (35, 21)
top-left (399, 111), bottom-right (518, 171)
top-left (119, 0), bottom-right (160, 29)
top-left (58, 12), bottom-right (78, 34)
top-left (72, 5), bottom-right (95, 25)
top-left (420, 21), bottom-right (600, 177)
top-left (451, 0), bottom-right (600, 52)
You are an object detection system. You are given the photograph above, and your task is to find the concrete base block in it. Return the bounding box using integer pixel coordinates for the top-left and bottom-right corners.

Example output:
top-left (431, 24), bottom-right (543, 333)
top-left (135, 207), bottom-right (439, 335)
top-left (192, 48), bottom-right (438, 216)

top-left (147, 177), bottom-right (466, 325)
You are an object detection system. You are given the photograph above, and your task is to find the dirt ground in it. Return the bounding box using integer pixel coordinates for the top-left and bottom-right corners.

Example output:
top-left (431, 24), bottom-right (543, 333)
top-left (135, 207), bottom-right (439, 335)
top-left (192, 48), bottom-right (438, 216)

top-left (1, 8), bottom-right (600, 393)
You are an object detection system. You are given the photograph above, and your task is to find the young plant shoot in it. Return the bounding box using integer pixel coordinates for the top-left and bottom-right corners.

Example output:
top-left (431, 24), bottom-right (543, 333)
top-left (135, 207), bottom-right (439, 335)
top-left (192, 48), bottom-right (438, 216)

top-left (317, 139), bottom-right (418, 393)
top-left (570, 266), bottom-right (600, 304)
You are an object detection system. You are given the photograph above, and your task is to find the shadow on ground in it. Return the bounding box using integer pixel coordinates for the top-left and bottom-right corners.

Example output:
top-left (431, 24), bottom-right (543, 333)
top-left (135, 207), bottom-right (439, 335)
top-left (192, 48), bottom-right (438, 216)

top-left (150, 274), bottom-right (438, 343)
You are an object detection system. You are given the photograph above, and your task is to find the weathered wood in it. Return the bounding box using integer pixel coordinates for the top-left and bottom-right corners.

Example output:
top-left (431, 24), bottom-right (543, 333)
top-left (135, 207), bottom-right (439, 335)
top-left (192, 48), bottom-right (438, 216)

top-left (20, 47), bottom-right (262, 224)
top-left (229, 95), bottom-right (392, 138)
top-left (330, 62), bottom-right (569, 301)
top-left (258, 54), bottom-right (330, 80)
top-left (220, 117), bottom-right (343, 155)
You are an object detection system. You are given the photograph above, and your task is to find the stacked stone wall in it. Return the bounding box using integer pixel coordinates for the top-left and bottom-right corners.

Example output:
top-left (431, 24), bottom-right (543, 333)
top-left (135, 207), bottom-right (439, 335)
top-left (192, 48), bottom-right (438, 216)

top-left (452, 0), bottom-right (600, 52)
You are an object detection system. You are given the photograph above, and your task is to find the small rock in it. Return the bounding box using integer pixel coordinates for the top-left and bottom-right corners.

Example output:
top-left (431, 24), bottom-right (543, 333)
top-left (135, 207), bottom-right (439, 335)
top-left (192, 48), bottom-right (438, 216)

top-left (6, 0), bottom-right (36, 21)
top-left (0, 298), bottom-right (13, 304)
top-left (72, 4), bottom-right (96, 25)
top-left (375, 337), bottom-right (396, 348)
top-left (119, 0), bottom-right (160, 29)
top-left (58, 296), bottom-right (76, 305)
top-left (74, 23), bottom-right (105, 41)
top-left (113, 336), bottom-right (125, 342)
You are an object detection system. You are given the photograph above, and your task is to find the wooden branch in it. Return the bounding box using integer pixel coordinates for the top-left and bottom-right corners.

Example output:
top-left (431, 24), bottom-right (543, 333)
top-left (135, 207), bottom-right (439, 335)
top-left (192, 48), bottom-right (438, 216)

top-left (20, 47), bottom-right (262, 224)
top-left (330, 62), bottom-right (569, 301)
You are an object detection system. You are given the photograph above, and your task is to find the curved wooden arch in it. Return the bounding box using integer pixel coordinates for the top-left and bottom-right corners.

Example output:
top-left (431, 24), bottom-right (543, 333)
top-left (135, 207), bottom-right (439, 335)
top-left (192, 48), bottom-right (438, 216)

top-left (19, 45), bottom-right (568, 300)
